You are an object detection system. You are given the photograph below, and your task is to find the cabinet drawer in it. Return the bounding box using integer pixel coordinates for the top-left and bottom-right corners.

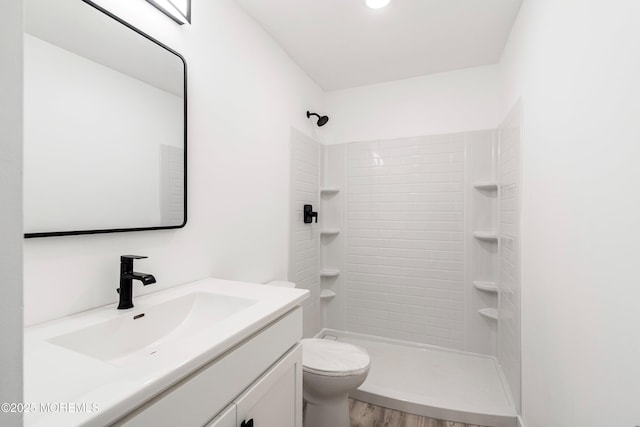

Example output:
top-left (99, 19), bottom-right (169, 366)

top-left (114, 308), bottom-right (302, 427)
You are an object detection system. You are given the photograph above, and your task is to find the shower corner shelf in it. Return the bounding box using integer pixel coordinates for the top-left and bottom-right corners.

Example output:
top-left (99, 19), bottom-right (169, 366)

top-left (320, 289), bottom-right (337, 299)
top-left (473, 281), bottom-right (498, 293)
top-left (479, 308), bottom-right (499, 321)
top-left (320, 229), bottom-right (340, 236)
top-left (473, 231), bottom-right (498, 241)
top-left (473, 182), bottom-right (498, 191)
top-left (320, 269), bottom-right (340, 278)
top-left (320, 187), bottom-right (340, 195)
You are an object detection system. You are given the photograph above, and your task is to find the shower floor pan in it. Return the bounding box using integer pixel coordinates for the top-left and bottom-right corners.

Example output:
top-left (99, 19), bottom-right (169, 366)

top-left (320, 329), bottom-right (517, 427)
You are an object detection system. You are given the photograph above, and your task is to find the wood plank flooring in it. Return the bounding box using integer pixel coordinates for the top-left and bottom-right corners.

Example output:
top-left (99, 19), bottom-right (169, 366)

top-left (349, 399), bottom-right (485, 427)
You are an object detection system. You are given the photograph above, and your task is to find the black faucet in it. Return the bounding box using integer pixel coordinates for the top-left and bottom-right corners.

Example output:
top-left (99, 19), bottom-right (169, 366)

top-left (117, 255), bottom-right (156, 309)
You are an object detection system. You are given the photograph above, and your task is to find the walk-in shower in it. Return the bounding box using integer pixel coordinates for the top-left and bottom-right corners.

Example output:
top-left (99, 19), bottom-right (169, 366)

top-left (290, 101), bottom-right (522, 426)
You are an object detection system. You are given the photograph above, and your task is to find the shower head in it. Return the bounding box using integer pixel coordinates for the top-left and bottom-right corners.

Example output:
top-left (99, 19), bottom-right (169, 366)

top-left (307, 111), bottom-right (329, 127)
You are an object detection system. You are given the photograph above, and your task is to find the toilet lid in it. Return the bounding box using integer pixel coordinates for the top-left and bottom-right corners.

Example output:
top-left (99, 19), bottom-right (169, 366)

top-left (302, 339), bottom-right (370, 377)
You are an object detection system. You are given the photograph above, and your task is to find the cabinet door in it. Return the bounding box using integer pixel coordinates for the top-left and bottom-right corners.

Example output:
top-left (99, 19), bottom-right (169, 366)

top-left (235, 345), bottom-right (302, 427)
top-left (205, 405), bottom-right (236, 427)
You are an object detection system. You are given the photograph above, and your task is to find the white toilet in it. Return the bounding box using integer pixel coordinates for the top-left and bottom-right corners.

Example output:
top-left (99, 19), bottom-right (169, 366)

top-left (267, 281), bottom-right (370, 427)
top-left (301, 338), bottom-right (370, 427)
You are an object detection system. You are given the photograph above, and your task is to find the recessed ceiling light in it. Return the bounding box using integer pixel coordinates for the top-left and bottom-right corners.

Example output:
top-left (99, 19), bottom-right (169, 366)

top-left (366, 0), bottom-right (391, 9)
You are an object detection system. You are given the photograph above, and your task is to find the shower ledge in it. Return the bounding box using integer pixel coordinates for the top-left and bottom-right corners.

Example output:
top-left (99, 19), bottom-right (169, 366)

top-left (320, 229), bottom-right (340, 236)
top-left (320, 187), bottom-right (340, 194)
top-left (320, 269), bottom-right (340, 277)
top-left (473, 281), bottom-right (498, 293)
top-left (473, 231), bottom-right (498, 241)
top-left (473, 182), bottom-right (498, 191)
top-left (479, 308), bottom-right (499, 321)
top-left (320, 290), bottom-right (336, 299)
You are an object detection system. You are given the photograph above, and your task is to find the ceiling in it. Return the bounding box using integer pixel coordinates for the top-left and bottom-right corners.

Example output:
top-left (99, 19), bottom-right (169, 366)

top-left (234, 0), bottom-right (523, 91)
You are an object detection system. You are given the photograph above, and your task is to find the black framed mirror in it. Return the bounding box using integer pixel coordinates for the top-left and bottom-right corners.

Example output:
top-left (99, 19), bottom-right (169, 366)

top-left (24, 0), bottom-right (187, 238)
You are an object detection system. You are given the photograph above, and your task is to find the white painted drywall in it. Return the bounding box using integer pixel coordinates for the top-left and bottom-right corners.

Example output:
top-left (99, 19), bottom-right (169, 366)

top-left (500, 1), bottom-right (640, 425)
top-left (234, 0), bottom-right (522, 91)
top-left (0, 0), bottom-right (23, 425)
top-left (23, 0), bottom-right (324, 325)
top-left (323, 65), bottom-right (504, 145)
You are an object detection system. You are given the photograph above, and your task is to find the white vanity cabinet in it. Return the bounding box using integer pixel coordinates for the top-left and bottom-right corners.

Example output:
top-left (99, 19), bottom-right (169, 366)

top-left (234, 345), bottom-right (302, 427)
top-left (114, 308), bottom-right (303, 427)
top-left (206, 405), bottom-right (236, 427)
top-left (207, 345), bottom-right (302, 427)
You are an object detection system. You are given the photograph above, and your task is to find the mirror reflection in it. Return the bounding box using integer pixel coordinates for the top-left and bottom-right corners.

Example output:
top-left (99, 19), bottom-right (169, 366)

top-left (24, 0), bottom-right (187, 237)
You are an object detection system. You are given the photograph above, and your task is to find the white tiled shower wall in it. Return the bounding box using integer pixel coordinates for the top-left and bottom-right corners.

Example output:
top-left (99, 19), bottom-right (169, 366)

top-left (466, 130), bottom-right (499, 356)
top-left (320, 144), bottom-right (347, 331)
top-left (498, 102), bottom-right (522, 411)
top-left (297, 129), bottom-right (516, 356)
top-left (344, 134), bottom-right (468, 349)
top-left (289, 128), bottom-right (321, 337)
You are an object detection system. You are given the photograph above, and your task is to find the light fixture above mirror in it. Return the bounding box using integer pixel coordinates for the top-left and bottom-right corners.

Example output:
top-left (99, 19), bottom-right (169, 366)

top-left (146, 0), bottom-right (191, 25)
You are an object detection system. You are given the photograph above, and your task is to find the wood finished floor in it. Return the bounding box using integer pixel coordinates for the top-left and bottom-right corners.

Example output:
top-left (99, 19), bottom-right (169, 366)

top-left (349, 399), bottom-right (485, 427)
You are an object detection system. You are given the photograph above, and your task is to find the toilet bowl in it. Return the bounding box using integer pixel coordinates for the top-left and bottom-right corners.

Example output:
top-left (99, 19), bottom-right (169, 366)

top-left (266, 281), bottom-right (370, 427)
top-left (301, 338), bottom-right (370, 427)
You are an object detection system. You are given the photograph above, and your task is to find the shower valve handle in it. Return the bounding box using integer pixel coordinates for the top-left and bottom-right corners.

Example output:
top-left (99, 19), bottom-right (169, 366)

top-left (304, 204), bottom-right (318, 223)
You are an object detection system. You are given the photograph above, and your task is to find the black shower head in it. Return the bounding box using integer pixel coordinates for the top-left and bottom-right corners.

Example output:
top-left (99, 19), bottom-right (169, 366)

top-left (307, 111), bottom-right (329, 127)
top-left (317, 115), bottom-right (329, 126)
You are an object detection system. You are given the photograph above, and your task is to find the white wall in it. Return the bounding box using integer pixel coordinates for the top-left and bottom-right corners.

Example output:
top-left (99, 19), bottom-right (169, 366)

top-left (324, 65), bottom-right (503, 145)
top-left (500, 1), bottom-right (640, 426)
top-left (0, 0), bottom-right (23, 425)
top-left (24, 0), bottom-right (324, 325)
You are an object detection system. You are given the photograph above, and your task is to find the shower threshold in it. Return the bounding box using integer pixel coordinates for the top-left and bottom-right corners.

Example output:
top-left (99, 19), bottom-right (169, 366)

top-left (319, 329), bottom-right (517, 427)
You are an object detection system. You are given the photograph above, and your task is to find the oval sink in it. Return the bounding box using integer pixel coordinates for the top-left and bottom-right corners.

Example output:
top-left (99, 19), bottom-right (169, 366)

top-left (48, 292), bottom-right (258, 366)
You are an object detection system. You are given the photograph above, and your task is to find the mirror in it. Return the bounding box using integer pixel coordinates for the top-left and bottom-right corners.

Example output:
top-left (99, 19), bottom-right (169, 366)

top-left (24, 0), bottom-right (187, 238)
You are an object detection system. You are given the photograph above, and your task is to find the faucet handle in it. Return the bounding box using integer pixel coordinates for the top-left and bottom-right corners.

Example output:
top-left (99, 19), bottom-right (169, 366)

top-left (121, 255), bottom-right (148, 262)
top-left (303, 204), bottom-right (318, 224)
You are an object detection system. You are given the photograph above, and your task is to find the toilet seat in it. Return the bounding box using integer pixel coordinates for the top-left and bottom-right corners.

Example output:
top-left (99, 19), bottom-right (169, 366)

top-left (302, 339), bottom-right (370, 377)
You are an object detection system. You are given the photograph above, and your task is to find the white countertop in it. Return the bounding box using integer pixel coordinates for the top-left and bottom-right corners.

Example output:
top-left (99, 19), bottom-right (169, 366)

top-left (24, 278), bottom-right (308, 427)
